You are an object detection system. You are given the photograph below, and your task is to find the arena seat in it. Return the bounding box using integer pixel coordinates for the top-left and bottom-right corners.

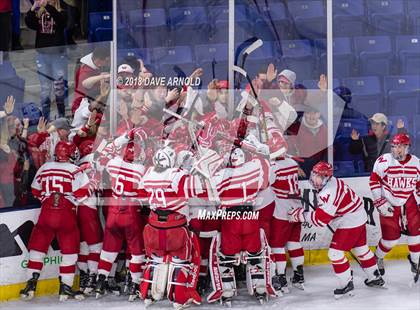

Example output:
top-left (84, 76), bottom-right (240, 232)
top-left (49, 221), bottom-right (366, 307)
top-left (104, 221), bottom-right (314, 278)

top-left (252, 3), bottom-right (291, 40)
top-left (129, 9), bottom-right (168, 47)
top-left (0, 61), bottom-right (17, 79)
top-left (333, 0), bottom-right (366, 37)
top-left (195, 43), bottom-right (229, 84)
top-left (342, 76), bottom-right (383, 118)
top-left (367, 0), bottom-right (405, 35)
top-left (168, 7), bottom-right (210, 45)
top-left (315, 37), bottom-right (353, 78)
top-left (0, 76), bottom-right (25, 111)
top-left (287, 0), bottom-right (326, 39)
top-left (88, 0), bottom-right (112, 13)
top-left (153, 46), bottom-right (195, 79)
top-left (88, 12), bottom-right (112, 41)
top-left (395, 35), bottom-right (420, 75)
top-left (384, 75), bottom-right (420, 115)
top-left (280, 39), bottom-right (315, 80)
top-left (353, 36), bottom-right (392, 77)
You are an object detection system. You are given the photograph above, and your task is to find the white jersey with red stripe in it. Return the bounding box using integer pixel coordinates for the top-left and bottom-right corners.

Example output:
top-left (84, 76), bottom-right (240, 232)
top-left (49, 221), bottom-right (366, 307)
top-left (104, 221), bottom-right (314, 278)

top-left (213, 157), bottom-right (269, 207)
top-left (370, 153), bottom-right (420, 206)
top-left (271, 157), bottom-right (302, 220)
top-left (309, 177), bottom-right (366, 229)
top-left (31, 161), bottom-right (91, 205)
top-left (77, 153), bottom-right (98, 210)
top-left (105, 156), bottom-right (145, 202)
top-left (140, 167), bottom-right (204, 218)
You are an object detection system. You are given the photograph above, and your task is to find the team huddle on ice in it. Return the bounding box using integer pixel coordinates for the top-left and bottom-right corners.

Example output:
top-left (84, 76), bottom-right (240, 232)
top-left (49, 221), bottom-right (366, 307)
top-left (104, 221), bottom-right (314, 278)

top-left (18, 89), bottom-right (419, 309)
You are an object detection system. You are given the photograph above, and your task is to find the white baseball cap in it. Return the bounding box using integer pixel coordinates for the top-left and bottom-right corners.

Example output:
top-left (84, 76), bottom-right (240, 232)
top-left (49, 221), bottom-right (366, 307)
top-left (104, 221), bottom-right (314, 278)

top-left (278, 69), bottom-right (296, 85)
top-left (117, 64), bottom-right (134, 74)
top-left (369, 113), bottom-right (388, 125)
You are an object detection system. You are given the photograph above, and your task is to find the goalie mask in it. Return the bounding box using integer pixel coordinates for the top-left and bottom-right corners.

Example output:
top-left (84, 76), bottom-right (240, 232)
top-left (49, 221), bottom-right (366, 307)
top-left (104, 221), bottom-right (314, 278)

top-left (310, 161), bottom-right (333, 191)
top-left (390, 133), bottom-right (410, 161)
top-left (54, 141), bottom-right (79, 163)
top-left (228, 147), bottom-right (246, 167)
top-left (153, 146), bottom-right (176, 169)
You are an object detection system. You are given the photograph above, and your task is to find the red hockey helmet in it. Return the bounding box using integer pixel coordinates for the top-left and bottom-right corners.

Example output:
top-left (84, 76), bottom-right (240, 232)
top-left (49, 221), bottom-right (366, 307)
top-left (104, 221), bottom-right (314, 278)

top-left (78, 140), bottom-right (94, 159)
top-left (55, 141), bottom-right (79, 163)
top-left (391, 133), bottom-right (411, 146)
top-left (122, 141), bottom-right (145, 163)
top-left (268, 130), bottom-right (288, 159)
top-left (310, 161), bottom-right (333, 191)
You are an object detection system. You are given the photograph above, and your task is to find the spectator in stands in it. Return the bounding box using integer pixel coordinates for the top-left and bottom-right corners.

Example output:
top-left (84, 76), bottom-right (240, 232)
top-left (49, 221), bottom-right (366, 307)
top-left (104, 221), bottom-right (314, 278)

top-left (72, 45), bottom-right (110, 114)
top-left (349, 113), bottom-right (407, 172)
top-left (25, 0), bottom-right (68, 121)
top-left (0, 0), bottom-right (12, 52)
top-left (62, 0), bottom-right (81, 45)
top-left (287, 105), bottom-right (328, 178)
top-left (333, 86), bottom-right (368, 121)
top-left (11, 0), bottom-right (23, 50)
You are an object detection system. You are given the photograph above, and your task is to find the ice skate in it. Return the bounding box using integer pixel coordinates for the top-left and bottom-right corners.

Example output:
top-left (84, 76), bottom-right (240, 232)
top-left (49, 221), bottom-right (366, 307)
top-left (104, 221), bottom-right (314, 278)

top-left (79, 270), bottom-right (89, 293)
top-left (20, 272), bottom-right (40, 301)
top-left (291, 265), bottom-right (305, 290)
top-left (106, 276), bottom-right (121, 295)
top-left (58, 278), bottom-right (85, 301)
top-left (408, 255), bottom-right (420, 285)
top-left (221, 296), bottom-right (233, 308)
top-left (95, 274), bottom-right (107, 298)
top-left (272, 274), bottom-right (289, 293)
top-left (127, 282), bottom-right (139, 302)
top-left (83, 273), bottom-right (97, 295)
top-left (365, 270), bottom-right (386, 288)
top-left (376, 255), bottom-right (385, 276)
top-left (333, 280), bottom-right (354, 299)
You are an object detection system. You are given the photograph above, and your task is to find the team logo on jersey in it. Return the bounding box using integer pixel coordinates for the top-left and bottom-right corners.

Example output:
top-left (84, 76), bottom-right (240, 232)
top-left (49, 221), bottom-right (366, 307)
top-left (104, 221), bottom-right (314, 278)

top-left (378, 156), bottom-right (387, 163)
top-left (319, 194), bottom-right (330, 204)
top-left (387, 177), bottom-right (417, 189)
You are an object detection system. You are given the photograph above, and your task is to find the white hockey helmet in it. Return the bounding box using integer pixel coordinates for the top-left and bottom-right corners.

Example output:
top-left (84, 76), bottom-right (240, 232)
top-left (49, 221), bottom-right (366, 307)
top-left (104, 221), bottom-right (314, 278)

top-left (153, 146), bottom-right (176, 169)
top-left (229, 147), bottom-right (246, 167)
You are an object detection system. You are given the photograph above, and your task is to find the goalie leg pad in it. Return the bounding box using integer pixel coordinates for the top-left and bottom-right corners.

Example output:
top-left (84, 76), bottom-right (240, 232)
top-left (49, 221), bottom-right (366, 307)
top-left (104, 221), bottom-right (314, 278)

top-left (207, 234), bottom-right (241, 303)
top-left (139, 254), bottom-right (168, 301)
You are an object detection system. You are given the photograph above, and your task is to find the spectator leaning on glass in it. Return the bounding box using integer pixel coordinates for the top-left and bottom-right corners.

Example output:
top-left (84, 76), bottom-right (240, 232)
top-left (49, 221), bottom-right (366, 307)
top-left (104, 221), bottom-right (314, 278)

top-left (25, 0), bottom-right (68, 121)
top-left (349, 113), bottom-right (407, 172)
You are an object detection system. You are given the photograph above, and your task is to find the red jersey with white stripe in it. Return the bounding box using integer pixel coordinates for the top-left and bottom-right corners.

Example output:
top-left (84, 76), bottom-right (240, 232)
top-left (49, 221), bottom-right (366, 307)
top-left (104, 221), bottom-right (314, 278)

top-left (271, 157), bottom-right (302, 219)
top-left (309, 177), bottom-right (366, 229)
top-left (31, 161), bottom-right (91, 206)
top-left (213, 157), bottom-right (269, 207)
top-left (370, 153), bottom-right (420, 206)
top-left (105, 156), bottom-right (145, 203)
top-left (140, 167), bottom-right (204, 217)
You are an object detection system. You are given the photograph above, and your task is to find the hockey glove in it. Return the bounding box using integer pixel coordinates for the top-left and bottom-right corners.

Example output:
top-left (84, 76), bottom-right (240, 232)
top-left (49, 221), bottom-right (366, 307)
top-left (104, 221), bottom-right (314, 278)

top-left (374, 197), bottom-right (394, 217)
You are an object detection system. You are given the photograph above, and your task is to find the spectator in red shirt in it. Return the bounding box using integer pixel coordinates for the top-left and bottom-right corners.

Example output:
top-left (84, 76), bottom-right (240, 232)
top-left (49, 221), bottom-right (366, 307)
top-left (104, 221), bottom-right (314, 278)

top-left (72, 46), bottom-right (110, 114)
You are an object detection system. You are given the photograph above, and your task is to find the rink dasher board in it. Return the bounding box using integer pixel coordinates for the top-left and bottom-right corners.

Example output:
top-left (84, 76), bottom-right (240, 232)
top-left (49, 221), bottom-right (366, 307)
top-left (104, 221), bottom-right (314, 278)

top-left (0, 176), bottom-right (410, 301)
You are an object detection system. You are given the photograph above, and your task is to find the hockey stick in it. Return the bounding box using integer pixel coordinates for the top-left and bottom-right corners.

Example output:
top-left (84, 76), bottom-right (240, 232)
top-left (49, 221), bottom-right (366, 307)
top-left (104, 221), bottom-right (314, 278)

top-left (233, 65), bottom-right (269, 143)
top-left (289, 194), bottom-right (363, 267)
top-left (234, 37), bottom-right (263, 90)
top-left (211, 58), bottom-right (217, 80)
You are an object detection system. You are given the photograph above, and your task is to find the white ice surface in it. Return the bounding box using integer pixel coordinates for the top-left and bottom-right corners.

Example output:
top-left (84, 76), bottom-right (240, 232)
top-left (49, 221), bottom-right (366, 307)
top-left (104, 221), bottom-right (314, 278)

top-left (1, 260), bottom-right (419, 310)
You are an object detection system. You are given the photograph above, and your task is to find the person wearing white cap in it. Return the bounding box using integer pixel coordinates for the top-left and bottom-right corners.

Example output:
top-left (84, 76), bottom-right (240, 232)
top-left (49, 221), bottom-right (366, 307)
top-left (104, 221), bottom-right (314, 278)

top-left (349, 112), bottom-right (407, 172)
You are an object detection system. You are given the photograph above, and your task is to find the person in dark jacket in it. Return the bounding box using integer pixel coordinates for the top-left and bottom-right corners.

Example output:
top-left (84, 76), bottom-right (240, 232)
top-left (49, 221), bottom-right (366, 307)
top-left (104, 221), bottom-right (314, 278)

top-left (25, 0), bottom-right (68, 121)
top-left (0, 0), bottom-right (12, 52)
top-left (349, 113), bottom-right (407, 172)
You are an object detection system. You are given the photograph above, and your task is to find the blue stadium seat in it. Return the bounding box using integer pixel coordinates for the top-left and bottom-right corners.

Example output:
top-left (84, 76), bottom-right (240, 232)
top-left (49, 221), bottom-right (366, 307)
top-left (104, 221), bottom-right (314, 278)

top-left (333, 0), bottom-right (366, 37)
top-left (280, 39), bottom-right (315, 80)
top-left (94, 27), bottom-right (112, 42)
top-left (207, 5), bottom-right (249, 44)
top-left (168, 0), bottom-right (209, 7)
top-left (353, 36), bottom-right (392, 76)
top-left (367, 0), bottom-right (405, 35)
top-left (118, 48), bottom-right (151, 65)
top-left (396, 35), bottom-right (420, 75)
top-left (153, 46), bottom-right (195, 78)
top-left (336, 118), bottom-right (369, 138)
top-left (253, 3), bottom-right (291, 40)
top-left (414, 114), bottom-right (420, 153)
top-left (168, 7), bottom-right (210, 45)
top-left (88, 12), bottom-right (112, 41)
top-left (334, 161), bottom-right (356, 177)
top-left (0, 61), bottom-right (17, 79)
top-left (287, 1), bottom-right (326, 39)
top-left (129, 9), bottom-right (168, 47)
top-left (88, 0), bottom-right (112, 13)
top-left (315, 37), bottom-right (353, 78)
top-left (302, 78), bottom-right (339, 90)
top-left (384, 75), bottom-right (420, 115)
top-left (408, 11), bottom-right (420, 34)
top-left (195, 43), bottom-right (229, 84)
top-left (387, 115), bottom-right (411, 136)
top-left (342, 76), bottom-right (383, 118)
top-left (0, 77), bottom-right (25, 110)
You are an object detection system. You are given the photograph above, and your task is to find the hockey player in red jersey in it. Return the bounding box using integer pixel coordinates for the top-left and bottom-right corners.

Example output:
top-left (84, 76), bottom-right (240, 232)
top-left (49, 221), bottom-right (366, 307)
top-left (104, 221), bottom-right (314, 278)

top-left (94, 134), bottom-right (147, 301)
top-left (20, 141), bottom-right (92, 301)
top-left (369, 133), bottom-right (419, 279)
top-left (288, 162), bottom-right (385, 298)
top-left (207, 147), bottom-right (276, 306)
top-left (269, 134), bottom-right (305, 293)
top-left (139, 145), bottom-right (205, 310)
top-left (75, 140), bottom-right (103, 295)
